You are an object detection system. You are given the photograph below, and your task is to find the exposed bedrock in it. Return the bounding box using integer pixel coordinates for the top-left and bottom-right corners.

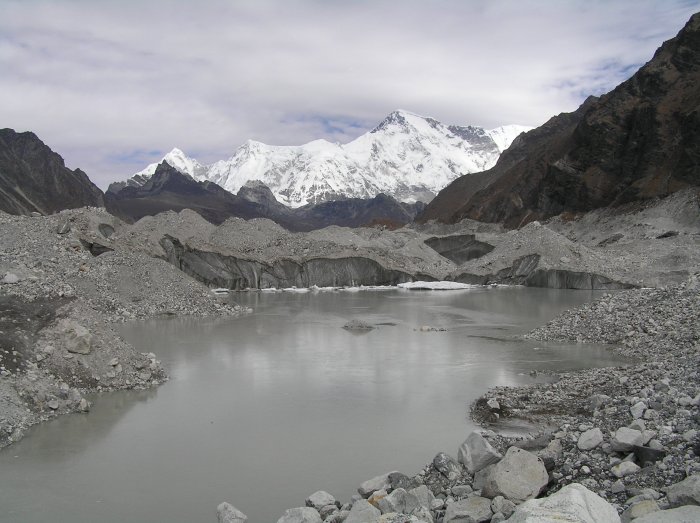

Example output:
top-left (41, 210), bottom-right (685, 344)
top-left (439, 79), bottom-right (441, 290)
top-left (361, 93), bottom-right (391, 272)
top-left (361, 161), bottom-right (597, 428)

top-left (424, 234), bottom-right (495, 263)
top-left (159, 236), bottom-right (418, 289)
top-left (454, 254), bottom-right (635, 290)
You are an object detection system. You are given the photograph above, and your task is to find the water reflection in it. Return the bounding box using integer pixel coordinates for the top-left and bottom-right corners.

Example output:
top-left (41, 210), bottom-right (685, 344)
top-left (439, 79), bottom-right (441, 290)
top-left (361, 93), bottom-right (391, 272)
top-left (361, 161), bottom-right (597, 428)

top-left (0, 287), bottom-right (621, 523)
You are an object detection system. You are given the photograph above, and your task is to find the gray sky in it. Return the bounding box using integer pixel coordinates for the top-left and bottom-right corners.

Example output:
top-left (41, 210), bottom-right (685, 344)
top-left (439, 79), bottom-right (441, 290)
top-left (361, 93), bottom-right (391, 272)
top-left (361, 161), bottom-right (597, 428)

top-left (1, 0), bottom-right (698, 188)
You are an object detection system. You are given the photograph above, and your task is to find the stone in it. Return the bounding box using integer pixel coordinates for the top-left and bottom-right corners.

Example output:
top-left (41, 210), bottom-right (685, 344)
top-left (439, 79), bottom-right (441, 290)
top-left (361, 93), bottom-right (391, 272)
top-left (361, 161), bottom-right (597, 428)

top-left (632, 445), bottom-right (665, 467)
top-left (482, 447), bottom-right (548, 503)
top-left (56, 221), bottom-right (71, 234)
top-left (432, 452), bottom-right (462, 481)
top-left (611, 462), bottom-right (641, 478)
top-left (507, 483), bottom-right (620, 523)
top-left (490, 496), bottom-right (515, 518)
top-left (367, 490), bottom-right (388, 508)
top-left (578, 428), bottom-right (604, 451)
top-left (630, 401), bottom-right (646, 419)
top-left (217, 502), bottom-right (248, 523)
top-left (388, 472), bottom-right (420, 491)
top-left (634, 506), bottom-right (700, 522)
top-left (590, 394), bottom-right (612, 410)
top-left (457, 431), bottom-right (502, 474)
top-left (325, 511), bottom-right (350, 523)
top-left (667, 474), bottom-right (700, 508)
top-left (47, 399), bottom-right (59, 410)
top-left (537, 438), bottom-right (563, 471)
top-left (343, 320), bottom-right (374, 331)
top-left (277, 507), bottom-right (323, 523)
top-left (443, 496), bottom-right (493, 523)
top-left (682, 429), bottom-right (698, 442)
top-left (376, 488), bottom-right (420, 515)
top-left (358, 472), bottom-right (397, 498)
top-left (611, 480), bottom-right (626, 494)
top-left (487, 398), bottom-right (500, 410)
top-left (451, 485), bottom-right (472, 498)
top-left (344, 500), bottom-right (380, 523)
top-left (621, 499), bottom-right (659, 523)
top-left (307, 491), bottom-right (336, 510)
top-left (611, 427), bottom-right (644, 452)
top-left (411, 506), bottom-right (433, 523)
top-left (319, 505), bottom-right (338, 520)
top-left (59, 320), bottom-right (93, 355)
top-left (377, 515), bottom-right (421, 523)
top-left (473, 464), bottom-right (496, 490)
top-left (1, 272), bottom-right (21, 284)
top-left (408, 485), bottom-right (434, 510)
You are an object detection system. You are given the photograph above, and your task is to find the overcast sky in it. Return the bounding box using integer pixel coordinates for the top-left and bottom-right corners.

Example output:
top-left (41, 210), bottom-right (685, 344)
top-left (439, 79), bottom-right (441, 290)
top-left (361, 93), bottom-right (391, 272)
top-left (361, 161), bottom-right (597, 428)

top-left (1, 0), bottom-right (698, 188)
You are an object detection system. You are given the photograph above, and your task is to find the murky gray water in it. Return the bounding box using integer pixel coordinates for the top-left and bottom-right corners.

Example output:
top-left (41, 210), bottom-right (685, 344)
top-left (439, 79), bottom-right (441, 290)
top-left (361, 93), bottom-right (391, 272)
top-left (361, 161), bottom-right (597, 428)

top-left (0, 287), bottom-right (624, 523)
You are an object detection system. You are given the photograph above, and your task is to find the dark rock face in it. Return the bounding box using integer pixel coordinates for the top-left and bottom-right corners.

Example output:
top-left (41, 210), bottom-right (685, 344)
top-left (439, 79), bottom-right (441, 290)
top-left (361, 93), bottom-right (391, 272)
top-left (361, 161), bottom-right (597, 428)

top-left (0, 129), bottom-right (104, 215)
top-left (159, 236), bottom-right (414, 289)
top-left (106, 162), bottom-right (423, 231)
top-left (454, 254), bottom-right (635, 290)
top-left (419, 13), bottom-right (700, 228)
top-left (424, 234), bottom-right (494, 263)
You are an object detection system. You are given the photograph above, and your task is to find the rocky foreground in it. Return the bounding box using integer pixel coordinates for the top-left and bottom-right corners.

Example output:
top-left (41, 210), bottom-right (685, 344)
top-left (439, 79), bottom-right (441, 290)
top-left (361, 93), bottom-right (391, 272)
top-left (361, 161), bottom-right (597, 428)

top-left (218, 277), bottom-right (700, 522)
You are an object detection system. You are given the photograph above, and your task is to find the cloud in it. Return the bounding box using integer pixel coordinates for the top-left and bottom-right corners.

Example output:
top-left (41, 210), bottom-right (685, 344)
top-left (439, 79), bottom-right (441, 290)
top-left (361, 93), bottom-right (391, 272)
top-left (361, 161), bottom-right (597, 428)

top-left (0, 0), bottom-right (697, 188)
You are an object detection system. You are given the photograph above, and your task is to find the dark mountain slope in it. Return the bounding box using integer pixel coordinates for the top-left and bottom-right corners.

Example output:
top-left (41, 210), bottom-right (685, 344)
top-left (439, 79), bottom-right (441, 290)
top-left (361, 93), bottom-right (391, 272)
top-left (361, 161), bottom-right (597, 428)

top-left (419, 12), bottom-right (700, 228)
top-left (0, 129), bottom-right (104, 215)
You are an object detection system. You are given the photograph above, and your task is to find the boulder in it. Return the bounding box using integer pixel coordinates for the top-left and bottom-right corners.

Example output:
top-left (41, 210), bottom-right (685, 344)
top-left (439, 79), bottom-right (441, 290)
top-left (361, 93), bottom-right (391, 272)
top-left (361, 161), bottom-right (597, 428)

top-left (611, 462), bottom-right (641, 478)
top-left (319, 505), bottom-right (339, 520)
top-left (443, 496), bottom-right (493, 523)
top-left (611, 428), bottom-right (644, 452)
top-left (432, 452), bottom-right (462, 481)
top-left (367, 490), bottom-right (388, 508)
top-left (276, 507), bottom-right (323, 523)
top-left (1, 272), bottom-right (21, 284)
top-left (632, 445), bottom-right (666, 467)
top-left (507, 483), bottom-right (620, 523)
top-left (59, 319), bottom-right (93, 355)
top-left (490, 496), bottom-right (515, 518)
top-left (56, 221), bottom-right (71, 234)
top-left (408, 485), bottom-right (435, 510)
top-left (376, 488), bottom-right (421, 515)
top-left (358, 472), bottom-right (398, 498)
top-left (630, 401), bottom-right (646, 419)
top-left (634, 506), bottom-right (700, 522)
top-left (325, 511), bottom-right (350, 523)
top-left (306, 491), bottom-right (337, 510)
top-left (473, 464), bottom-right (496, 490)
top-left (377, 514), bottom-right (422, 523)
top-left (482, 447), bottom-right (548, 503)
top-left (345, 500), bottom-right (381, 523)
top-left (578, 428), bottom-right (604, 451)
top-left (217, 502), bottom-right (248, 523)
top-left (667, 474), bottom-right (700, 508)
top-left (621, 499), bottom-right (659, 522)
top-left (388, 472), bottom-right (421, 491)
top-left (457, 431), bottom-right (502, 474)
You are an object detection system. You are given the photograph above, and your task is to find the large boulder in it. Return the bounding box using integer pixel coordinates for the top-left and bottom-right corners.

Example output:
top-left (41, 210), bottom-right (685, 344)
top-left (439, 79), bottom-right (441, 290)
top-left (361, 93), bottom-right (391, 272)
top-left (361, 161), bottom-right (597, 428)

top-left (432, 452), bottom-right (462, 481)
top-left (217, 502), bottom-right (248, 523)
top-left (443, 496), bottom-right (493, 523)
top-left (457, 431), bottom-right (503, 474)
top-left (358, 472), bottom-right (398, 498)
top-left (634, 506), bottom-right (700, 522)
top-left (482, 447), bottom-right (548, 503)
top-left (577, 428), bottom-right (603, 451)
top-left (345, 500), bottom-right (381, 523)
top-left (376, 488), bottom-right (421, 515)
top-left (408, 485), bottom-right (435, 511)
top-left (667, 474), bottom-right (700, 507)
top-left (277, 507), bottom-right (323, 523)
top-left (59, 319), bottom-right (93, 354)
top-left (507, 483), bottom-right (620, 523)
top-left (611, 428), bottom-right (644, 452)
top-left (306, 491), bottom-right (336, 510)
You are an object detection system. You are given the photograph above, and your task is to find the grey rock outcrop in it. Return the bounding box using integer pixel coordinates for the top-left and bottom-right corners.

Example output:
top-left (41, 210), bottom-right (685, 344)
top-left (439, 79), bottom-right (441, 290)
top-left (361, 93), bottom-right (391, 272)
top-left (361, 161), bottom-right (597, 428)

top-left (306, 491), bottom-right (337, 510)
top-left (482, 447), bottom-right (548, 503)
top-left (358, 472), bottom-right (398, 498)
top-left (457, 431), bottom-right (502, 474)
top-left (376, 488), bottom-right (421, 515)
top-left (432, 452), bottom-right (462, 481)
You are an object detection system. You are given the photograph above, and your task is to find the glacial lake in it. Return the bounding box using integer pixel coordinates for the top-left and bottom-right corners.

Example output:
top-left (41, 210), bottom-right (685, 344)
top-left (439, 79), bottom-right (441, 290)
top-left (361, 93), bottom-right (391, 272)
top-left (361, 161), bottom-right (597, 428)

top-left (0, 287), bottom-right (625, 523)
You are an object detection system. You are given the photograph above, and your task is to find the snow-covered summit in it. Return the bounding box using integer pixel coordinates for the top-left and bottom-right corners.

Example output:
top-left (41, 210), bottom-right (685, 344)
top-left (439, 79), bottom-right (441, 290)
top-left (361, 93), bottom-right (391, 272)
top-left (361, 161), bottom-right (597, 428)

top-left (120, 111), bottom-right (532, 207)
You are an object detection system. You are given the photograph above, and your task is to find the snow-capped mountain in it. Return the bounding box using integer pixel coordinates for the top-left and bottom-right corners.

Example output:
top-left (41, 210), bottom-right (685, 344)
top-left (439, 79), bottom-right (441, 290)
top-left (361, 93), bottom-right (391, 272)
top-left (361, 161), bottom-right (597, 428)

top-left (113, 110), bottom-right (531, 207)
